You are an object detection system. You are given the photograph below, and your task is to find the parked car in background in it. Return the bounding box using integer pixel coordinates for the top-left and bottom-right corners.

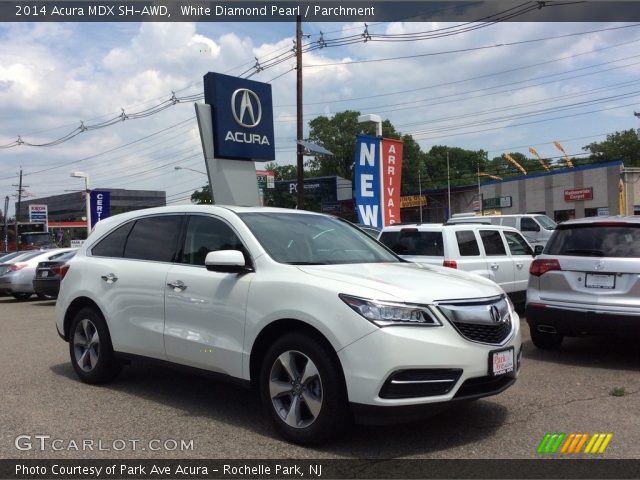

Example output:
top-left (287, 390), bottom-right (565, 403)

top-left (446, 214), bottom-right (557, 247)
top-left (32, 250), bottom-right (77, 299)
top-left (0, 248), bottom-right (75, 300)
top-left (0, 251), bottom-right (29, 263)
top-left (378, 223), bottom-right (535, 306)
top-left (526, 217), bottom-right (640, 349)
top-left (0, 251), bottom-right (44, 277)
top-left (56, 206), bottom-right (521, 445)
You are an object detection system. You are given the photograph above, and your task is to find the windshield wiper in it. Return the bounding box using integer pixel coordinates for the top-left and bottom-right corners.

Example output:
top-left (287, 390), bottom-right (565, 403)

top-left (285, 261), bottom-right (329, 265)
top-left (562, 248), bottom-right (605, 256)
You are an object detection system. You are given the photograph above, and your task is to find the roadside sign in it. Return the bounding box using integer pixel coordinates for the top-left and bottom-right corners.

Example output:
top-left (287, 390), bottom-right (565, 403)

top-left (483, 196), bottom-right (512, 209)
top-left (29, 204), bottom-right (48, 225)
top-left (70, 240), bottom-right (85, 248)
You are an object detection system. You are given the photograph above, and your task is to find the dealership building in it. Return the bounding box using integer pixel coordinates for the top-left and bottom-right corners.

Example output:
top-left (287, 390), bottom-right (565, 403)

top-left (476, 161), bottom-right (640, 222)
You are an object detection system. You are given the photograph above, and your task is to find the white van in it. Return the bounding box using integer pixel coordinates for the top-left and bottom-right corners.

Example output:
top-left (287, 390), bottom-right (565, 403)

top-left (447, 214), bottom-right (556, 247)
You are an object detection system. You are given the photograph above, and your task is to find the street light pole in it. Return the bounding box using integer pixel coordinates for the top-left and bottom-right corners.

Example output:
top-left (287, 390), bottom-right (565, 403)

top-left (71, 172), bottom-right (91, 236)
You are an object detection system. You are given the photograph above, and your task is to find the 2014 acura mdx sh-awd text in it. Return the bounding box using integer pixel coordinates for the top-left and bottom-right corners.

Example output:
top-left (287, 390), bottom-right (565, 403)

top-left (55, 205), bottom-right (522, 444)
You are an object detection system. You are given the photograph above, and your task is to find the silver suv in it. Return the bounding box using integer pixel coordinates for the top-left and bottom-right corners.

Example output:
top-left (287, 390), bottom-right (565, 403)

top-left (526, 216), bottom-right (640, 349)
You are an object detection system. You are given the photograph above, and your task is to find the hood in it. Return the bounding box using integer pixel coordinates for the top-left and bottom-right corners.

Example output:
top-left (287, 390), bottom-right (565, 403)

top-left (297, 262), bottom-right (503, 303)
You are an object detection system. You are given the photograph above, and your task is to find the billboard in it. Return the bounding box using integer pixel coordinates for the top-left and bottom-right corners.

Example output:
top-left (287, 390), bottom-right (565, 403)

top-left (204, 72), bottom-right (275, 161)
top-left (354, 135), bottom-right (403, 227)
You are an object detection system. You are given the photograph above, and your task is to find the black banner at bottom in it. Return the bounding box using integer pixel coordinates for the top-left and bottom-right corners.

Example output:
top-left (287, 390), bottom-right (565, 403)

top-left (2, 459), bottom-right (640, 479)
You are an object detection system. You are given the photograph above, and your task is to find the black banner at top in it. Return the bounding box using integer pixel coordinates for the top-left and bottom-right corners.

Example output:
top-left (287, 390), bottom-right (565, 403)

top-left (3, 1), bottom-right (640, 22)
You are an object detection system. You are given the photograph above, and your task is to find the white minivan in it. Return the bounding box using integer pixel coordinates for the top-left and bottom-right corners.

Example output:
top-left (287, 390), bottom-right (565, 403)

top-left (447, 214), bottom-right (557, 247)
top-left (378, 223), bottom-right (535, 306)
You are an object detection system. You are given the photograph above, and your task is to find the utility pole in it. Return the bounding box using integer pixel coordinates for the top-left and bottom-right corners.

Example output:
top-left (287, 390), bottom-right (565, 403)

top-left (3, 196), bottom-right (8, 253)
top-left (446, 151), bottom-right (451, 219)
top-left (13, 167), bottom-right (25, 223)
top-left (418, 163), bottom-right (423, 223)
top-left (295, 16), bottom-right (304, 209)
top-left (477, 163), bottom-right (484, 216)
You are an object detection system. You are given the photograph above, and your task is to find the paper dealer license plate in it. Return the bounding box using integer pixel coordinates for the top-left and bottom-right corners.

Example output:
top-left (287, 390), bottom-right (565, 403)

top-left (490, 348), bottom-right (514, 376)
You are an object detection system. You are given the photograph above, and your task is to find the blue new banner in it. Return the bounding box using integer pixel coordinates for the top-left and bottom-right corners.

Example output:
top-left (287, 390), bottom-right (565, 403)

top-left (90, 191), bottom-right (110, 228)
top-left (354, 135), bottom-right (382, 228)
top-left (204, 72), bottom-right (275, 161)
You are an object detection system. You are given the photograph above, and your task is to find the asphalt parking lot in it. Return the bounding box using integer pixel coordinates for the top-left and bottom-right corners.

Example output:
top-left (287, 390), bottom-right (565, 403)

top-left (1, 296), bottom-right (638, 459)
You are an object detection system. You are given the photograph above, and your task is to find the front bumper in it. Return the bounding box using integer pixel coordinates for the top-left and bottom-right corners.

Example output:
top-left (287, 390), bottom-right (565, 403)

top-left (526, 304), bottom-right (640, 337)
top-left (337, 311), bottom-right (522, 411)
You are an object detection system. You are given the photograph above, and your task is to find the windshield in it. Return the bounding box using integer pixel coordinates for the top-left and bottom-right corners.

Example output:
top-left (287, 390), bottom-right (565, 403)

top-left (535, 215), bottom-right (557, 230)
top-left (239, 212), bottom-right (400, 265)
top-left (546, 223), bottom-right (640, 257)
top-left (21, 232), bottom-right (53, 246)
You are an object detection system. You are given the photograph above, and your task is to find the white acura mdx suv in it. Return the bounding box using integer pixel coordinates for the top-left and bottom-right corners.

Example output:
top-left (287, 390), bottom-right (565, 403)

top-left (56, 205), bottom-right (522, 444)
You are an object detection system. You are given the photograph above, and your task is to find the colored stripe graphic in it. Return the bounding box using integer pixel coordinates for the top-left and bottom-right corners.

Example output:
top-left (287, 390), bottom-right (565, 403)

top-left (538, 433), bottom-right (612, 454)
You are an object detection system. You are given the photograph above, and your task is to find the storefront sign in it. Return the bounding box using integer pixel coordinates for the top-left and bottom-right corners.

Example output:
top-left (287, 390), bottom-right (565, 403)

top-left (400, 195), bottom-right (427, 208)
top-left (564, 187), bottom-right (593, 202)
top-left (483, 196), bottom-right (512, 209)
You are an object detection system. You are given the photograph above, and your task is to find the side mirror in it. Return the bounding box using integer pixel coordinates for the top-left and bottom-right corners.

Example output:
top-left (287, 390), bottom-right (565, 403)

top-left (205, 250), bottom-right (253, 273)
top-left (533, 245), bottom-right (544, 257)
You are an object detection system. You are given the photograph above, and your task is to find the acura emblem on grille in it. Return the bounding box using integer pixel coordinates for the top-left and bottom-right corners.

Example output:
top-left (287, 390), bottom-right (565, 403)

top-left (490, 305), bottom-right (502, 323)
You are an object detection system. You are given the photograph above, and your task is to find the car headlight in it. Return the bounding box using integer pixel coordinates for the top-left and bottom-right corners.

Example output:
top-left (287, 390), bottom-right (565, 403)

top-left (339, 294), bottom-right (442, 327)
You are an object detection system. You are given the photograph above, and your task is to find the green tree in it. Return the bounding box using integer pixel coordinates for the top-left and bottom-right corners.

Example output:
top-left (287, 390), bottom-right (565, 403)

top-left (583, 129), bottom-right (640, 166)
top-left (306, 110), bottom-right (425, 193)
top-left (264, 162), bottom-right (298, 180)
top-left (190, 184), bottom-right (213, 204)
top-left (426, 146), bottom-right (489, 188)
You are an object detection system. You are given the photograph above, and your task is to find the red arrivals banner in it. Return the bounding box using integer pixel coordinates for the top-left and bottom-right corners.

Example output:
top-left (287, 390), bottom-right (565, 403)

top-left (380, 138), bottom-right (403, 226)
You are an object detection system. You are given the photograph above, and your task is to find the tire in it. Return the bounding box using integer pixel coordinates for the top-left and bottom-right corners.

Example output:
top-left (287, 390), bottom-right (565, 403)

top-left (530, 324), bottom-right (564, 350)
top-left (69, 307), bottom-right (122, 384)
top-left (36, 292), bottom-right (56, 300)
top-left (12, 292), bottom-right (32, 300)
top-left (259, 332), bottom-right (351, 445)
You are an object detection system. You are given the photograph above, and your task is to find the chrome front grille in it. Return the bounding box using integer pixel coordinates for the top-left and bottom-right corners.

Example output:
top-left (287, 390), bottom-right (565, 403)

top-left (436, 295), bottom-right (513, 345)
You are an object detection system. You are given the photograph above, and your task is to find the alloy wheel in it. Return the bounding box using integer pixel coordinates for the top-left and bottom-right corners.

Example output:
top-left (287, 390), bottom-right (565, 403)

top-left (73, 319), bottom-right (100, 372)
top-left (269, 350), bottom-right (323, 428)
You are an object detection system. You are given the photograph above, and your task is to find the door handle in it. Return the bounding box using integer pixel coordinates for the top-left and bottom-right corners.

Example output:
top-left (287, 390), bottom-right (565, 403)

top-left (490, 263), bottom-right (499, 270)
top-left (101, 273), bottom-right (118, 284)
top-left (167, 280), bottom-right (187, 292)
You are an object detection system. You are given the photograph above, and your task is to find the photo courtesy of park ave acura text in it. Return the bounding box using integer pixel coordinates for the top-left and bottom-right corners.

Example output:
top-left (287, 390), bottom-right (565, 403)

top-left (1, 1), bottom-right (639, 479)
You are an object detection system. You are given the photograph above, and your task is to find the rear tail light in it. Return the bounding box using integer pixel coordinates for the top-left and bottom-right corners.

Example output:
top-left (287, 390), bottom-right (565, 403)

top-left (530, 259), bottom-right (561, 277)
top-left (55, 264), bottom-right (71, 280)
top-left (443, 259), bottom-right (457, 269)
top-left (8, 263), bottom-right (27, 272)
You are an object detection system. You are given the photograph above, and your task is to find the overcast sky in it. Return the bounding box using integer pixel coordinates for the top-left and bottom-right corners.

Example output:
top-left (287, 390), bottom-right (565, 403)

top-left (1, 14), bottom-right (639, 215)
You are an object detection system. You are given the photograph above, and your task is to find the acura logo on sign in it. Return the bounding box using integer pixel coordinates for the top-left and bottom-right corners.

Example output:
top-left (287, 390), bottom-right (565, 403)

top-left (231, 88), bottom-right (262, 128)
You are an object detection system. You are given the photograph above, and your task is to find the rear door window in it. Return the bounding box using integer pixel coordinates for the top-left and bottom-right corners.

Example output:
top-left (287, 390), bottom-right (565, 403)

top-left (378, 231), bottom-right (444, 256)
top-left (480, 230), bottom-right (507, 255)
top-left (455, 230), bottom-right (480, 256)
top-left (123, 215), bottom-right (183, 262)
